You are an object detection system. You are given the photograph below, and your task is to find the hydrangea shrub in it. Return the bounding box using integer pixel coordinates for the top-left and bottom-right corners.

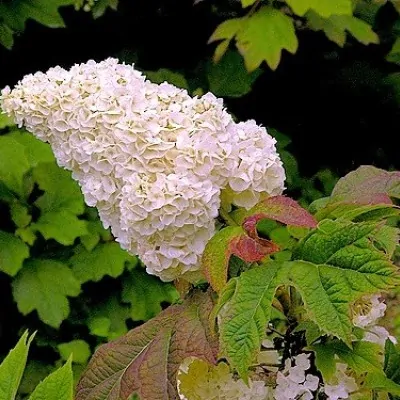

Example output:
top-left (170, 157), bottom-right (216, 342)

top-left (2, 59), bottom-right (400, 400)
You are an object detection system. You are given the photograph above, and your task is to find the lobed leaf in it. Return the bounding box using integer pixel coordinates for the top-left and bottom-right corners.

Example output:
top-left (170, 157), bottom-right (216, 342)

top-left (58, 340), bottom-right (91, 365)
top-left (122, 269), bottom-right (179, 322)
top-left (0, 0), bottom-right (75, 49)
top-left (76, 291), bottom-right (218, 400)
top-left (12, 259), bottom-right (81, 328)
top-left (307, 13), bottom-right (379, 47)
top-left (290, 220), bottom-right (400, 343)
top-left (235, 6), bottom-right (298, 71)
top-left (285, 0), bottom-right (352, 18)
top-left (331, 165), bottom-right (400, 204)
top-left (70, 242), bottom-right (137, 283)
top-left (207, 50), bottom-right (261, 98)
top-left (87, 295), bottom-right (130, 340)
top-left (0, 230), bottom-right (29, 276)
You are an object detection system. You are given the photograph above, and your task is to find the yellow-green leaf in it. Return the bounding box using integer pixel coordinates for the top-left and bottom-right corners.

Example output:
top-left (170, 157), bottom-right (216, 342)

top-left (308, 12), bottom-right (379, 47)
top-left (236, 6), bottom-right (298, 71)
top-left (286, 0), bottom-right (352, 18)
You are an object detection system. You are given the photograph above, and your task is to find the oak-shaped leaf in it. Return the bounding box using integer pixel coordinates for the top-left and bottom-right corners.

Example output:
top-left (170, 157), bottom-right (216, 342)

top-left (291, 219), bottom-right (400, 343)
top-left (331, 165), bottom-right (400, 205)
top-left (76, 290), bottom-right (218, 400)
top-left (216, 219), bottom-right (399, 379)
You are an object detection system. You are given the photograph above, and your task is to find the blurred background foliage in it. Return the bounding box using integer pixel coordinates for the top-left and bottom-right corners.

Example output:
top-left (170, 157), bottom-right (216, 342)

top-left (1, 0), bottom-right (400, 396)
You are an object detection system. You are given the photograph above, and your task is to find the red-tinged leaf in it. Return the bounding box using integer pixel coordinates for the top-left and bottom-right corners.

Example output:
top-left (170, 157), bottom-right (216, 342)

top-left (332, 166), bottom-right (400, 205)
top-left (76, 290), bottom-right (218, 400)
top-left (230, 234), bottom-right (279, 262)
top-left (202, 226), bottom-right (244, 293)
top-left (243, 196), bottom-right (317, 238)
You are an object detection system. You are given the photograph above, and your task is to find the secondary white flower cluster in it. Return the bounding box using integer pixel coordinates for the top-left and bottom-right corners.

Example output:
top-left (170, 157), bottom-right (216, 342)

top-left (323, 363), bottom-right (358, 400)
top-left (352, 294), bottom-right (397, 347)
top-left (274, 353), bottom-right (319, 400)
top-left (178, 358), bottom-right (271, 400)
top-left (0, 58), bottom-right (285, 281)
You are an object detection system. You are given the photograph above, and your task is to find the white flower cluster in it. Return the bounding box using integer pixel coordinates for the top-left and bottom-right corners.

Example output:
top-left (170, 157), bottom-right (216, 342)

top-left (352, 294), bottom-right (397, 347)
top-left (178, 358), bottom-right (270, 400)
top-left (274, 353), bottom-right (319, 400)
top-left (0, 58), bottom-right (285, 281)
top-left (323, 363), bottom-right (358, 400)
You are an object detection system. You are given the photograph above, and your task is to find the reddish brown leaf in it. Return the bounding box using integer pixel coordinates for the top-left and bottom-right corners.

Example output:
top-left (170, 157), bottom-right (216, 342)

top-left (230, 234), bottom-right (279, 262)
top-left (332, 166), bottom-right (400, 205)
top-left (76, 291), bottom-right (218, 400)
top-left (243, 196), bottom-right (317, 239)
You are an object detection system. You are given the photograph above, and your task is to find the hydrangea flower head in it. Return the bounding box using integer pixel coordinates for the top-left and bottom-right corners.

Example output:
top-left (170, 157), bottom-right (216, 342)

top-left (0, 58), bottom-right (285, 281)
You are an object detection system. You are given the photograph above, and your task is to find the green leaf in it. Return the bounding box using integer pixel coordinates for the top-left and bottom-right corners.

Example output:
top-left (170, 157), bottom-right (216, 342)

top-left (364, 372), bottom-right (400, 396)
top-left (209, 18), bottom-right (244, 63)
top-left (241, 0), bottom-right (257, 7)
top-left (307, 12), bottom-right (379, 47)
top-left (217, 262), bottom-right (287, 379)
top-left (15, 227), bottom-right (36, 246)
top-left (146, 69), bottom-right (188, 89)
top-left (387, 38), bottom-right (400, 65)
top-left (58, 340), bottom-right (91, 365)
top-left (0, 230), bottom-right (29, 276)
top-left (202, 226), bottom-right (244, 293)
top-left (0, 113), bottom-right (13, 129)
top-left (76, 291), bottom-right (218, 400)
top-left (313, 340), bottom-right (382, 380)
top-left (87, 295), bottom-right (130, 340)
top-left (311, 342), bottom-right (337, 381)
top-left (122, 269), bottom-right (179, 321)
top-left (0, 331), bottom-right (35, 400)
top-left (209, 18), bottom-right (243, 43)
top-left (0, 0), bottom-right (75, 49)
top-left (0, 24), bottom-right (14, 49)
top-left (91, 0), bottom-right (118, 19)
top-left (8, 130), bottom-right (54, 167)
top-left (314, 202), bottom-right (399, 222)
top-left (373, 225), bottom-right (400, 258)
top-left (207, 50), bottom-right (261, 97)
top-left (331, 340), bottom-right (382, 374)
top-left (31, 210), bottom-right (87, 246)
top-left (385, 340), bottom-right (400, 385)
top-left (33, 162), bottom-right (85, 215)
top-left (12, 259), bottom-right (81, 328)
top-left (10, 202), bottom-right (31, 228)
top-left (28, 358), bottom-right (73, 400)
top-left (286, 0), bottom-right (352, 17)
top-left (18, 361), bottom-right (53, 397)
top-left (289, 220), bottom-right (399, 343)
top-left (0, 136), bottom-right (30, 195)
top-left (293, 320), bottom-right (322, 345)
top-left (70, 242), bottom-right (137, 283)
top-left (236, 6), bottom-right (298, 71)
